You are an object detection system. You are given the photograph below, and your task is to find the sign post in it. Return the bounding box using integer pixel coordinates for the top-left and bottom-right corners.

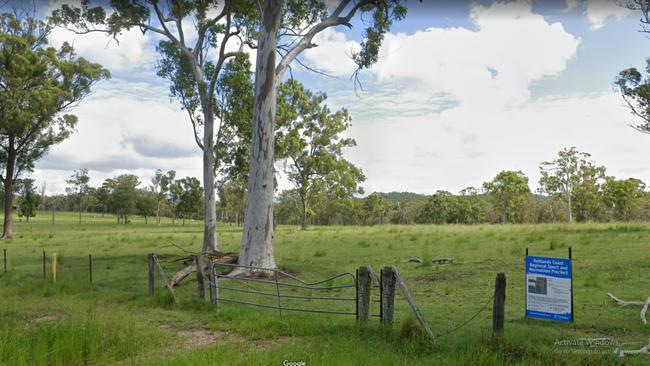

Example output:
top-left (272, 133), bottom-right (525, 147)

top-left (525, 249), bottom-right (573, 322)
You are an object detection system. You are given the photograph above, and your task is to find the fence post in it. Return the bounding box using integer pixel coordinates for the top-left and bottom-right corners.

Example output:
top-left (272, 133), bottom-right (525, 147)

top-left (208, 260), bottom-right (218, 306)
top-left (196, 255), bottom-right (205, 300)
top-left (3, 249), bottom-right (6, 273)
top-left (147, 254), bottom-right (155, 296)
top-left (380, 266), bottom-right (396, 323)
top-left (43, 251), bottom-right (46, 279)
top-left (89, 254), bottom-right (93, 284)
top-left (52, 254), bottom-right (57, 283)
top-left (356, 266), bottom-right (371, 320)
top-left (493, 272), bottom-right (506, 335)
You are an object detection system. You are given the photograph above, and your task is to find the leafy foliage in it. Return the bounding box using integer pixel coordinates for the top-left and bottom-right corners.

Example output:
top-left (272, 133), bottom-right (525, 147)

top-left (276, 80), bottom-right (365, 229)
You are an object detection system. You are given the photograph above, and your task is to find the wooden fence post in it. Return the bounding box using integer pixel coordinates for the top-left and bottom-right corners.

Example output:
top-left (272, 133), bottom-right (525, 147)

top-left (196, 255), bottom-right (205, 300)
top-left (208, 260), bottom-right (218, 306)
top-left (3, 249), bottom-right (6, 273)
top-left (356, 266), bottom-right (372, 320)
top-left (147, 254), bottom-right (155, 296)
top-left (394, 266), bottom-right (435, 344)
top-left (52, 254), bottom-right (57, 283)
top-left (89, 254), bottom-right (93, 284)
top-left (380, 266), bottom-right (396, 323)
top-left (493, 272), bottom-right (506, 335)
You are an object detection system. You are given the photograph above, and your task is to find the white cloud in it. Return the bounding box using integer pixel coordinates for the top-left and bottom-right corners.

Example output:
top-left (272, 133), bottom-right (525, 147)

top-left (32, 79), bottom-right (204, 192)
top-left (48, 27), bottom-right (157, 74)
top-left (298, 1), bottom-right (649, 194)
top-left (306, 1), bottom-right (579, 110)
top-left (303, 28), bottom-right (361, 76)
top-left (565, 0), bottom-right (632, 30)
top-left (344, 92), bottom-right (647, 194)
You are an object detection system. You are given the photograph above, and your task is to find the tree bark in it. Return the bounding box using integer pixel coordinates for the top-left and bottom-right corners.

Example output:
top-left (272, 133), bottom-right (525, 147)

top-left (1, 143), bottom-right (16, 240)
top-left (202, 109), bottom-right (218, 254)
top-left (300, 194), bottom-right (308, 230)
top-left (238, 0), bottom-right (283, 271)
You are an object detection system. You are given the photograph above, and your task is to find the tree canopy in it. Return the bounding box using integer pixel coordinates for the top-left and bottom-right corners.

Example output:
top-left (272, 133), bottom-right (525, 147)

top-left (0, 12), bottom-right (108, 239)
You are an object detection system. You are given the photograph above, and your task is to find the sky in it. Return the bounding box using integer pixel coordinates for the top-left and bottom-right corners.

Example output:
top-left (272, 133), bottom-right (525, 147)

top-left (21, 0), bottom-right (650, 195)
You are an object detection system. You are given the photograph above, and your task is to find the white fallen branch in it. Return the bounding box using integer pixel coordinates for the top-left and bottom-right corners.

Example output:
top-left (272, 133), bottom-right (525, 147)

top-left (607, 293), bottom-right (650, 325)
top-left (618, 339), bottom-right (650, 357)
top-left (642, 298), bottom-right (650, 325)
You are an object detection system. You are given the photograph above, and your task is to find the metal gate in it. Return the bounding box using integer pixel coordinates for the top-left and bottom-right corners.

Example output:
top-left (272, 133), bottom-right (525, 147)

top-left (209, 263), bottom-right (358, 317)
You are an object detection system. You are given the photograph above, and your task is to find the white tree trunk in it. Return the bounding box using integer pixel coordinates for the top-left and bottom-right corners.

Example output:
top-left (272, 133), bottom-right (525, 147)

top-left (238, 0), bottom-right (283, 271)
top-left (202, 110), bottom-right (218, 254)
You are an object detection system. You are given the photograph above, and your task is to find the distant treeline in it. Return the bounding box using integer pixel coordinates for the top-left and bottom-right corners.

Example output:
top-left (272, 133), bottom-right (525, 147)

top-left (9, 148), bottom-right (650, 227)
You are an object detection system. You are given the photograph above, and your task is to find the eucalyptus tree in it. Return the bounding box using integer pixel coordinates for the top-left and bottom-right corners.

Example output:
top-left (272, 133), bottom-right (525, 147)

top-left (52, 1), bottom-right (258, 253)
top-left (177, 177), bottom-right (203, 225)
top-left (483, 171), bottom-right (532, 224)
top-left (539, 148), bottom-right (606, 223)
top-left (615, 61), bottom-right (650, 132)
top-left (615, 2), bottom-right (650, 132)
top-left (0, 13), bottom-right (108, 239)
top-left (150, 169), bottom-right (176, 226)
top-left (276, 80), bottom-right (365, 230)
top-left (66, 169), bottom-right (90, 225)
top-left (136, 188), bottom-right (157, 224)
top-left (105, 174), bottom-right (141, 224)
top-left (240, 0), bottom-right (407, 270)
top-left (601, 177), bottom-right (645, 222)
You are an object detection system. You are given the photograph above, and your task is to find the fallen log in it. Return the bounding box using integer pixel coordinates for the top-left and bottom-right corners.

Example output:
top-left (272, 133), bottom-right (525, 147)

top-left (404, 257), bottom-right (422, 263)
top-left (607, 293), bottom-right (650, 325)
top-left (618, 339), bottom-right (650, 357)
top-left (168, 255), bottom-right (237, 288)
top-left (432, 257), bottom-right (453, 264)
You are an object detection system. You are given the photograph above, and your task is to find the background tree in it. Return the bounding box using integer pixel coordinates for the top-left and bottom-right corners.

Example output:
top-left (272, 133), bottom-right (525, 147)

top-left (218, 180), bottom-right (247, 225)
top-left (53, 1), bottom-right (258, 254)
top-left (483, 171), bottom-right (531, 224)
top-left (168, 179), bottom-right (182, 225)
top-left (136, 189), bottom-right (157, 225)
top-left (0, 13), bottom-right (108, 239)
top-left (17, 178), bottom-right (37, 223)
top-left (39, 181), bottom-right (47, 211)
top-left (105, 175), bottom-right (140, 224)
top-left (539, 147), bottom-right (606, 223)
top-left (418, 190), bottom-right (454, 224)
top-left (150, 169), bottom-right (176, 226)
top-left (602, 177), bottom-right (645, 222)
top-left (177, 177), bottom-right (203, 226)
top-left (93, 185), bottom-right (110, 217)
top-left (362, 193), bottom-right (387, 225)
top-left (241, 0), bottom-right (407, 269)
top-left (66, 169), bottom-right (90, 225)
top-left (276, 80), bottom-right (365, 230)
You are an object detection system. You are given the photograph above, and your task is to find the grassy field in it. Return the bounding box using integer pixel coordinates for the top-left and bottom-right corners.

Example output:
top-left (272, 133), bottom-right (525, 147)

top-left (1, 211), bottom-right (650, 365)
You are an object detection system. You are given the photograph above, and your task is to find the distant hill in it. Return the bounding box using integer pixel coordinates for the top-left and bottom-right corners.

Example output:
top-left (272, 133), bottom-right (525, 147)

top-left (377, 191), bottom-right (428, 204)
top-left (374, 191), bottom-right (552, 204)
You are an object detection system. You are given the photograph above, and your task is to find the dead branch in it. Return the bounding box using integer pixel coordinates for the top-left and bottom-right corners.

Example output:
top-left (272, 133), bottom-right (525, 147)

top-left (607, 293), bottom-right (650, 325)
top-left (168, 255), bottom-right (238, 287)
top-left (618, 339), bottom-right (650, 357)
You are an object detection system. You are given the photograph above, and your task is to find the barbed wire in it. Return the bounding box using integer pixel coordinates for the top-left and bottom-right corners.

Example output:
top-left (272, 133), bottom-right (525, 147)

top-left (434, 294), bottom-right (495, 339)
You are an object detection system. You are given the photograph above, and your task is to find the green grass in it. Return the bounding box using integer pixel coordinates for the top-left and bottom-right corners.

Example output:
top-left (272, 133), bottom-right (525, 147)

top-left (1, 211), bottom-right (649, 364)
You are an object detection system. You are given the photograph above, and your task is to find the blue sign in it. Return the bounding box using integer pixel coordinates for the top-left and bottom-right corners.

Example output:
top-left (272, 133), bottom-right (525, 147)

top-left (525, 256), bottom-right (573, 322)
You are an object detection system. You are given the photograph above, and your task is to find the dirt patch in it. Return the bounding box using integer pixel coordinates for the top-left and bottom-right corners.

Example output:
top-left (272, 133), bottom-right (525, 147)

top-left (178, 328), bottom-right (245, 350)
top-left (26, 315), bottom-right (58, 327)
top-left (252, 336), bottom-right (293, 352)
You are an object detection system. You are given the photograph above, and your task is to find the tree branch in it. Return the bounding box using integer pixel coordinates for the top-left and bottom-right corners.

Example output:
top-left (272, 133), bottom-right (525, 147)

top-left (274, 0), bottom-right (366, 82)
